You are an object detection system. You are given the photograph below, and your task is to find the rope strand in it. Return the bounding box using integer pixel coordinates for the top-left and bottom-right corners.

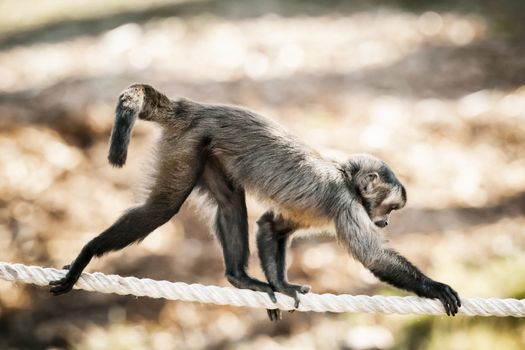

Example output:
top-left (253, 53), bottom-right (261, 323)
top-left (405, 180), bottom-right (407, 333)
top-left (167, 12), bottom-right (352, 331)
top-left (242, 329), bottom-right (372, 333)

top-left (1, 262), bottom-right (524, 317)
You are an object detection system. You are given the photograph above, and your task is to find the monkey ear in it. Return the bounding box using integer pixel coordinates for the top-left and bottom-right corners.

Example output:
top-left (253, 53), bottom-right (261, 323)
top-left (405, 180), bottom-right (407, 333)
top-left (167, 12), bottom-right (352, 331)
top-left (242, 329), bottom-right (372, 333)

top-left (361, 172), bottom-right (379, 193)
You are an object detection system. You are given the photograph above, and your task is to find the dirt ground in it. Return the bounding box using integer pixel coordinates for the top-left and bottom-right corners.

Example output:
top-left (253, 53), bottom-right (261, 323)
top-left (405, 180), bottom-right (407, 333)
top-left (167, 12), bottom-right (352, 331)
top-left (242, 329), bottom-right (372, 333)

top-left (0, 1), bottom-right (524, 349)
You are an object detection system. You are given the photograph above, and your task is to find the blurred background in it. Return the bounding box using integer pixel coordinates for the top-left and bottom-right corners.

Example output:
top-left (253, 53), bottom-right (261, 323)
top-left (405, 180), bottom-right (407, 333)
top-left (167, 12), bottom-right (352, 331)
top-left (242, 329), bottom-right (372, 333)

top-left (0, 0), bottom-right (524, 349)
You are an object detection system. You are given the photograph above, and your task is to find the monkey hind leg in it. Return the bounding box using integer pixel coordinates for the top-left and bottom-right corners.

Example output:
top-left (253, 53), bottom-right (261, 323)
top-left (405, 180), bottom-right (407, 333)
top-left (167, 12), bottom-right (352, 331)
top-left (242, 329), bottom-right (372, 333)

top-left (50, 193), bottom-right (194, 296)
top-left (50, 142), bottom-right (207, 295)
top-left (256, 211), bottom-right (310, 310)
top-left (199, 160), bottom-right (277, 303)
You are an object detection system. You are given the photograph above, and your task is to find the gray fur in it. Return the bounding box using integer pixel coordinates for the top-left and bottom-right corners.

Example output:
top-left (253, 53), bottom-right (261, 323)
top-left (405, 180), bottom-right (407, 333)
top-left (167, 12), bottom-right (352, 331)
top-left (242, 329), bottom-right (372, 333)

top-left (50, 84), bottom-right (461, 319)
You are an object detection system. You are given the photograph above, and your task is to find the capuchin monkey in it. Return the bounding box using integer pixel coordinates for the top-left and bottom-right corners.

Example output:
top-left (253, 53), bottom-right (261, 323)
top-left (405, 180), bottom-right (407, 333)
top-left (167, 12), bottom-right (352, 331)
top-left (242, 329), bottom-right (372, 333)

top-left (49, 84), bottom-right (461, 321)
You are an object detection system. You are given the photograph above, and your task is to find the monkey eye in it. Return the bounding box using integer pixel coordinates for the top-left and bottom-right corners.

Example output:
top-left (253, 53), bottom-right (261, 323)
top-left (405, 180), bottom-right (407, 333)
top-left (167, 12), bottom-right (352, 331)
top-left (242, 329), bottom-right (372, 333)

top-left (388, 204), bottom-right (399, 212)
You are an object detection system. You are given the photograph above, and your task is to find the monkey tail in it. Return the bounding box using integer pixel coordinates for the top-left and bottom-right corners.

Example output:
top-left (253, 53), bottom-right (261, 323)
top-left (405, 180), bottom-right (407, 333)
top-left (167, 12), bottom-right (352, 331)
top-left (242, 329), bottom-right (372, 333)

top-left (108, 84), bottom-right (170, 167)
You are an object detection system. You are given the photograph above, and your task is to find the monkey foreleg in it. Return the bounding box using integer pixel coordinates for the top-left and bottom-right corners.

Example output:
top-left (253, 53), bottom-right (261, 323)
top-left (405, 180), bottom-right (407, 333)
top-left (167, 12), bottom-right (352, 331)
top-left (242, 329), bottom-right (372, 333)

top-left (336, 206), bottom-right (461, 316)
top-left (369, 249), bottom-right (461, 316)
top-left (256, 212), bottom-right (310, 311)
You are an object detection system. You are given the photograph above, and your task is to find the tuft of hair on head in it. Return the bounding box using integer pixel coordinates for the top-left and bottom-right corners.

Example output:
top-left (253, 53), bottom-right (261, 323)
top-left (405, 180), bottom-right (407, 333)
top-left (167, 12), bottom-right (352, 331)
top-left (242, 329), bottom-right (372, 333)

top-left (341, 153), bottom-right (385, 178)
top-left (107, 85), bottom-right (145, 167)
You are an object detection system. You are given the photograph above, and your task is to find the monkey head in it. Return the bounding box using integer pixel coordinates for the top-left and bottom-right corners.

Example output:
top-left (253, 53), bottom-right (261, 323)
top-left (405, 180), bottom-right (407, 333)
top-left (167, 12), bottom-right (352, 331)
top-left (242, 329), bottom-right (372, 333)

top-left (345, 154), bottom-right (407, 228)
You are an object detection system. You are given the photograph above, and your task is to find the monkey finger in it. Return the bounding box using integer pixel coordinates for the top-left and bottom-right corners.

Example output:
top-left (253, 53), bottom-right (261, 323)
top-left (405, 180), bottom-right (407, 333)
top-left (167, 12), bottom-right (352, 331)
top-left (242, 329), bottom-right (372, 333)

top-left (444, 304), bottom-right (451, 316)
top-left (438, 296), bottom-right (451, 316)
top-left (444, 295), bottom-right (455, 316)
top-left (447, 294), bottom-right (457, 316)
top-left (444, 288), bottom-right (459, 315)
top-left (448, 295), bottom-right (458, 316)
top-left (445, 295), bottom-right (456, 316)
top-left (450, 288), bottom-right (461, 307)
top-left (441, 304), bottom-right (449, 316)
top-left (444, 285), bottom-right (460, 308)
top-left (440, 293), bottom-right (453, 315)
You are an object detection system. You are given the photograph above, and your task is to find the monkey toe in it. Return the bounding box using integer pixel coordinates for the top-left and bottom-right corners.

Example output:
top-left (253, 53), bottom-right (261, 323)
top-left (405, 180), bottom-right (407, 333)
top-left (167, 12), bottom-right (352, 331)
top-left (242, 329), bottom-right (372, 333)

top-left (267, 309), bottom-right (281, 321)
top-left (62, 264), bottom-right (71, 270)
top-left (265, 288), bottom-right (277, 303)
top-left (294, 283), bottom-right (311, 294)
top-left (279, 282), bottom-right (310, 294)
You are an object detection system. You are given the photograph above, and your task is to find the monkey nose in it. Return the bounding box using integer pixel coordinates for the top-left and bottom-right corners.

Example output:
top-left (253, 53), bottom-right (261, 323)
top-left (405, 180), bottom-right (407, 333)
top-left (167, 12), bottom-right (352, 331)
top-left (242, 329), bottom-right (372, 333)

top-left (375, 219), bottom-right (388, 228)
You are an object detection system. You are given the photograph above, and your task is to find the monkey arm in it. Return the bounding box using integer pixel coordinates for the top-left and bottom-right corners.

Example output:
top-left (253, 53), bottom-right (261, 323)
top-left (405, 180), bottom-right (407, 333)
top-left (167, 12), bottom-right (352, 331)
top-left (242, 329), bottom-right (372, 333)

top-left (367, 249), bottom-right (461, 316)
top-left (336, 204), bottom-right (461, 316)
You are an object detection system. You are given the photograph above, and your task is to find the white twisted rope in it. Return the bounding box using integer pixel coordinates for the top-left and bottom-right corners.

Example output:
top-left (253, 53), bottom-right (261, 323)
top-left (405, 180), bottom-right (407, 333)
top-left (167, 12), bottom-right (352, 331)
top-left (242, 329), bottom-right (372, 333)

top-left (1, 262), bottom-right (524, 317)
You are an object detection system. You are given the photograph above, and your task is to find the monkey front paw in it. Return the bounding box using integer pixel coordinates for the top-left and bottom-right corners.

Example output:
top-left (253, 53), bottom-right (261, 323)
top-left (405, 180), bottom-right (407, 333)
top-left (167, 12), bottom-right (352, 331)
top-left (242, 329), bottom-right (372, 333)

top-left (272, 282), bottom-right (311, 308)
top-left (424, 281), bottom-right (461, 316)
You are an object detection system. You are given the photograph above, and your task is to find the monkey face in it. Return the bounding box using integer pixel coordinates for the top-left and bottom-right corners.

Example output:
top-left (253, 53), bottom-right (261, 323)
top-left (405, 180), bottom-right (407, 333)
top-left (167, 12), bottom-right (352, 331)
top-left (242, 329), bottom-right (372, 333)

top-left (357, 169), bottom-right (407, 229)
top-left (368, 185), bottom-right (406, 228)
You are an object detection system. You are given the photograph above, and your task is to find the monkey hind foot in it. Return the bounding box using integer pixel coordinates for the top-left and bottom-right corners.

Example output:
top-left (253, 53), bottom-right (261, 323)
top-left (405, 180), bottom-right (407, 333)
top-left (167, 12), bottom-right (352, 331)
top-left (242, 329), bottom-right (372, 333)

top-left (265, 283), bottom-right (310, 321)
top-left (50, 260), bottom-right (87, 296)
top-left (49, 270), bottom-right (79, 296)
top-left (271, 282), bottom-right (311, 308)
top-left (267, 308), bottom-right (281, 322)
top-left (226, 273), bottom-right (277, 303)
top-left (49, 278), bottom-right (74, 295)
